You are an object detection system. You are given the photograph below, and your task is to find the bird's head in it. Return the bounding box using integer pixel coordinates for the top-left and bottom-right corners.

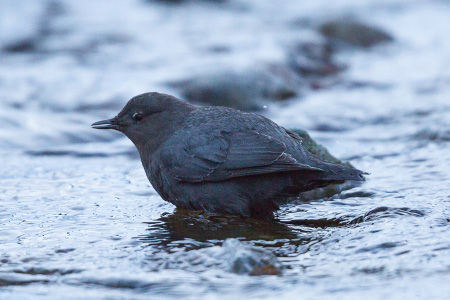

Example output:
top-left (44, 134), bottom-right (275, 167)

top-left (92, 92), bottom-right (194, 151)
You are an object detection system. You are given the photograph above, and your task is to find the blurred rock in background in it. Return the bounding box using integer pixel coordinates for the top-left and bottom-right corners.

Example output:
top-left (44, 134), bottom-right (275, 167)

top-left (319, 19), bottom-right (394, 49)
top-left (171, 64), bottom-right (303, 111)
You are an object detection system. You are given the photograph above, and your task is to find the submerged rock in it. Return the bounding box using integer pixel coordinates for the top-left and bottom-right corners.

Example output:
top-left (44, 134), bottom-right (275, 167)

top-left (287, 42), bottom-right (345, 77)
top-left (170, 64), bottom-right (303, 111)
top-left (319, 20), bottom-right (393, 48)
top-left (155, 239), bottom-right (281, 275)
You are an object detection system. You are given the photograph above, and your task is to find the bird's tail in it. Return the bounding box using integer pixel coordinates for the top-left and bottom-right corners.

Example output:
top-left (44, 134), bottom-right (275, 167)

top-left (317, 162), bottom-right (368, 181)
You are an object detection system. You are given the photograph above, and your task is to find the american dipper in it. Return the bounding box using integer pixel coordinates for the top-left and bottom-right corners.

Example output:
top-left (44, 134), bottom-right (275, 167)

top-left (92, 92), bottom-right (366, 218)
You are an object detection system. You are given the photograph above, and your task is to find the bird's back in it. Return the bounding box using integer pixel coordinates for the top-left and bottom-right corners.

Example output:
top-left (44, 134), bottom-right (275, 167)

top-left (180, 106), bottom-right (365, 182)
top-left (182, 107), bottom-right (316, 164)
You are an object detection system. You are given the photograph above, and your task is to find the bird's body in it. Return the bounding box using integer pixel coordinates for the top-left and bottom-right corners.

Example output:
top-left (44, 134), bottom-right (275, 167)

top-left (92, 92), bottom-right (366, 218)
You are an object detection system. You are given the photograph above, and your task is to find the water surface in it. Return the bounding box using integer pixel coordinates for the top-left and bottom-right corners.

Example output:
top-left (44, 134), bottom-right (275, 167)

top-left (1, 0), bottom-right (449, 299)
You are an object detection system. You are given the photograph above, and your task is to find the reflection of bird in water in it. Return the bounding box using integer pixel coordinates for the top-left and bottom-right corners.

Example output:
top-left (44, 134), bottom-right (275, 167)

top-left (137, 210), bottom-right (303, 276)
top-left (135, 209), bottom-right (357, 275)
top-left (140, 209), bottom-right (300, 248)
top-left (93, 92), bottom-right (367, 218)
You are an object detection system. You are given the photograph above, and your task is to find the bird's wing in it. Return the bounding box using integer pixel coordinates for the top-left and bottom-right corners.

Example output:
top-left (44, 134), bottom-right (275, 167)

top-left (162, 130), bottom-right (322, 183)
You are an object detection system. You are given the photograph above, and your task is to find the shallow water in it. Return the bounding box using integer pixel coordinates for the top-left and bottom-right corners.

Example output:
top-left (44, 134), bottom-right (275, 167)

top-left (1, 0), bottom-right (450, 299)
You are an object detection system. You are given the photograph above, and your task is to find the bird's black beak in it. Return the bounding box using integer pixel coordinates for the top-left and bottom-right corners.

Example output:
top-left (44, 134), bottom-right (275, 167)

top-left (91, 118), bottom-right (120, 130)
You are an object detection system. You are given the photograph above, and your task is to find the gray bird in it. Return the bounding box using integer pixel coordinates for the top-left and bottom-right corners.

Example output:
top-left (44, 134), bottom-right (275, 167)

top-left (92, 92), bottom-right (366, 218)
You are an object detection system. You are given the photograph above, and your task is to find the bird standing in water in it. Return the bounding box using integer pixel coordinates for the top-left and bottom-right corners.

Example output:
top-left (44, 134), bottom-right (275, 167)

top-left (92, 92), bottom-right (366, 218)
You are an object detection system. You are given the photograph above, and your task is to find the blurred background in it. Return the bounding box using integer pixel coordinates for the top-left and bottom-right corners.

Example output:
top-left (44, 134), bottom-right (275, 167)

top-left (1, 0), bottom-right (449, 299)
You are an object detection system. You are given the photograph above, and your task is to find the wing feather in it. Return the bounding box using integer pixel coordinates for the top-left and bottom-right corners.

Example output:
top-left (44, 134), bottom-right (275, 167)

top-left (162, 130), bottom-right (322, 183)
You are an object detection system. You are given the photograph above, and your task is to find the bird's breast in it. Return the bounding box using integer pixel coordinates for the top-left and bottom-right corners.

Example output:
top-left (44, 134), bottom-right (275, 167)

top-left (145, 158), bottom-right (173, 202)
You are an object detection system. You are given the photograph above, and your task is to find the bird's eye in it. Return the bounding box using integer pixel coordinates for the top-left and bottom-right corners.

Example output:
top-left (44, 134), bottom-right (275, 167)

top-left (132, 113), bottom-right (143, 121)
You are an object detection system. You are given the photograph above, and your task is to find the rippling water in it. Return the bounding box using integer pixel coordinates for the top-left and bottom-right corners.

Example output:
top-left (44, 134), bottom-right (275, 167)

top-left (1, 0), bottom-right (449, 299)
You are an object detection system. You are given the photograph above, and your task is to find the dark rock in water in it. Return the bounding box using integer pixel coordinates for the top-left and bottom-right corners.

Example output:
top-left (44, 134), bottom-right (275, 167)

top-left (153, 239), bottom-right (281, 275)
top-left (171, 64), bottom-right (303, 111)
top-left (319, 20), bottom-right (394, 48)
top-left (225, 239), bottom-right (281, 276)
top-left (287, 42), bottom-right (346, 77)
top-left (289, 129), bottom-right (357, 201)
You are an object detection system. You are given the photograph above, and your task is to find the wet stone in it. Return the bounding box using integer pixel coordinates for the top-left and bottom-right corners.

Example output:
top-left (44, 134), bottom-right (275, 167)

top-left (153, 239), bottom-right (281, 275)
top-left (319, 20), bottom-right (394, 48)
top-left (170, 64), bottom-right (303, 111)
top-left (287, 42), bottom-right (346, 77)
